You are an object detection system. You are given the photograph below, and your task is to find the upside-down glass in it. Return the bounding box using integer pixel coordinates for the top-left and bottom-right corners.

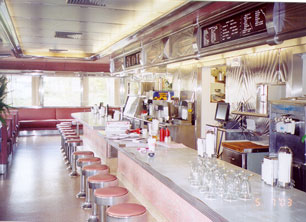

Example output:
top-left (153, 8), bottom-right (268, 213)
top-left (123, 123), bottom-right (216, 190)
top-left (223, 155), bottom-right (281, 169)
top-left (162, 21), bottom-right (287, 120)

top-left (223, 171), bottom-right (238, 201)
top-left (204, 169), bottom-right (218, 200)
top-left (239, 174), bottom-right (252, 200)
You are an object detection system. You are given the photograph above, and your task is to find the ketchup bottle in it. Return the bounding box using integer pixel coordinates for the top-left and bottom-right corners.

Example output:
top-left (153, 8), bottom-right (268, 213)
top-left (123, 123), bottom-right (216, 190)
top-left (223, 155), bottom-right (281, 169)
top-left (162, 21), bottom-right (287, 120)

top-left (165, 127), bottom-right (170, 137)
top-left (160, 128), bottom-right (165, 142)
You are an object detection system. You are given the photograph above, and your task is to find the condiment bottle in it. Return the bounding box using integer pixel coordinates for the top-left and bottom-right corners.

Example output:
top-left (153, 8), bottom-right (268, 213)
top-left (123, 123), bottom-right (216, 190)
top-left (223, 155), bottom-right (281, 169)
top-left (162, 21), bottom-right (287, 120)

top-left (165, 127), bottom-right (171, 143)
top-left (165, 127), bottom-right (170, 137)
top-left (160, 128), bottom-right (165, 142)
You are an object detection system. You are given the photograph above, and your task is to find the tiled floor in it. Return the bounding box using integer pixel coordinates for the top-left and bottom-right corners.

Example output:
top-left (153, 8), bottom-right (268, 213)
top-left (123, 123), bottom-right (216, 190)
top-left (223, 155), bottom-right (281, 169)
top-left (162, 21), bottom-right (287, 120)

top-left (0, 135), bottom-right (91, 222)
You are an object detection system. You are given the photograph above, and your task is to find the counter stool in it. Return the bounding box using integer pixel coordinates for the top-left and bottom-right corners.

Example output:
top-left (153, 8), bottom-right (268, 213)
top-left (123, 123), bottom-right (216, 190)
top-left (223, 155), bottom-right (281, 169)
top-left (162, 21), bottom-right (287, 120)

top-left (81, 164), bottom-right (110, 209)
top-left (58, 125), bottom-right (72, 130)
top-left (70, 151), bottom-right (94, 177)
top-left (57, 122), bottom-right (71, 127)
top-left (60, 128), bottom-right (74, 133)
top-left (58, 125), bottom-right (72, 131)
top-left (87, 174), bottom-right (119, 221)
top-left (59, 127), bottom-right (73, 150)
top-left (62, 135), bottom-right (80, 157)
top-left (89, 186), bottom-right (129, 222)
top-left (61, 131), bottom-right (77, 159)
top-left (65, 139), bottom-right (83, 170)
top-left (106, 203), bottom-right (147, 222)
top-left (76, 157), bottom-right (101, 198)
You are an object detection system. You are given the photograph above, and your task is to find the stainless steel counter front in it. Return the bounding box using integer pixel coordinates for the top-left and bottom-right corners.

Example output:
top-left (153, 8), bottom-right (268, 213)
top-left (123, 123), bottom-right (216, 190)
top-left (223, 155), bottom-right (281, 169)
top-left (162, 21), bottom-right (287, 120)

top-left (108, 140), bottom-right (306, 222)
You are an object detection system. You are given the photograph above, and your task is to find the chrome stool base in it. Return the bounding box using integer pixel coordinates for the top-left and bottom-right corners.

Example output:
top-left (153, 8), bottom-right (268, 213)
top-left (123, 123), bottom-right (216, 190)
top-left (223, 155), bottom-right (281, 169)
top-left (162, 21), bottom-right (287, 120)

top-left (81, 201), bottom-right (92, 209)
top-left (76, 191), bottom-right (86, 199)
top-left (88, 216), bottom-right (99, 222)
top-left (69, 171), bottom-right (79, 177)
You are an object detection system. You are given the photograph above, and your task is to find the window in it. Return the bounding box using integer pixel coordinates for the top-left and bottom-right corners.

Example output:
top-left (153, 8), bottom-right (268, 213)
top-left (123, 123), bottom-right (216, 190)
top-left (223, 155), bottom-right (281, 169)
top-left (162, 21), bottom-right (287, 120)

top-left (6, 75), bottom-right (32, 107)
top-left (87, 77), bottom-right (108, 106)
top-left (43, 77), bottom-right (81, 107)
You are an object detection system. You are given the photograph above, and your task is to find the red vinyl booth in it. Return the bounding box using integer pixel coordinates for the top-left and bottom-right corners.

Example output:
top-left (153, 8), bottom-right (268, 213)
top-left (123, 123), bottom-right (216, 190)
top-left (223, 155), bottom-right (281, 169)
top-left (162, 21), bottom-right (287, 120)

top-left (18, 107), bottom-right (90, 131)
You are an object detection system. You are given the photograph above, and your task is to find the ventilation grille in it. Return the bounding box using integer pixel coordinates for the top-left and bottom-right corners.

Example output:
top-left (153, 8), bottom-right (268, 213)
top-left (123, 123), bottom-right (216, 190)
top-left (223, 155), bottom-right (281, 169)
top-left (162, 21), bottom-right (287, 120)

top-left (55, 31), bottom-right (82, 39)
top-left (66, 0), bottom-right (106, 7)
top-left (49, 49), bottom-right (68, 52)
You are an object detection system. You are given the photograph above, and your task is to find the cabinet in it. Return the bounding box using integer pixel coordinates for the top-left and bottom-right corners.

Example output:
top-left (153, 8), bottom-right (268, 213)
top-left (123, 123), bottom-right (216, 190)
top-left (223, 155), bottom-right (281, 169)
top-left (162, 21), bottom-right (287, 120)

top-left (221, 141), bottom-right (269, 174)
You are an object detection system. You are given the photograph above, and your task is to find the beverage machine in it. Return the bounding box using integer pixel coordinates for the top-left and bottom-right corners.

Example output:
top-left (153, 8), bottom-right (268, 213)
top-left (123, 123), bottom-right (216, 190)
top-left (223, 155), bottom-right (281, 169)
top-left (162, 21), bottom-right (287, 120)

top-left (269, 99), bottom-right (306, 192)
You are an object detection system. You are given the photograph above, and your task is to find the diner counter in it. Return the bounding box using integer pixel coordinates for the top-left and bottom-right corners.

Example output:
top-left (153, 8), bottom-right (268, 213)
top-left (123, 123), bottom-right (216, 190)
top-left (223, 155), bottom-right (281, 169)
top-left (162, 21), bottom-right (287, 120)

top-left (107, 138), bottom-right (306, 222)
top-left (71, 112), bottom-right (106, 130)
top-left (73, 112), bottom-right (306, 222)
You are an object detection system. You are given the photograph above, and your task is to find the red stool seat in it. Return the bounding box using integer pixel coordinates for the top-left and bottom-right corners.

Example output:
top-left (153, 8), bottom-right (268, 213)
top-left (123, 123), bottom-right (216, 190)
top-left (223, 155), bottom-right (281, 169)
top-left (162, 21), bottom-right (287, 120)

top-left (66, 139), bottom-right (83, 143)
top-left (59, 127), bottom-right (72, 130)
top-left (63, 132), bottom-right (76, 135)
top-left (106, 203), bottom-right (146, 217)
top-left (62, 130), bottom-right (75, 133)
top-left (60, 128), bottom-right (73, 130)
top-left (65, 135), bottom-right (80, 139)
top-left (78, 157), bottom-right (100, 164)
top-left (73, 151), bottom-right (94, 156)
top-left (83, 164), bottom-right (109, 172)
top-left (88, 174), bottom-right (117, 183)
top-left (95, 186), bottom-right (128, 198)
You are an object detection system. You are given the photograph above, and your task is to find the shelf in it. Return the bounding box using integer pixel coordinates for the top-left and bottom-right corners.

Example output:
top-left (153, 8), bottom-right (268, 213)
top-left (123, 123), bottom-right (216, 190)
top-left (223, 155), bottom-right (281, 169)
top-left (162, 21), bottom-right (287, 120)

top-left (231, 111), bottom-right (269, 118)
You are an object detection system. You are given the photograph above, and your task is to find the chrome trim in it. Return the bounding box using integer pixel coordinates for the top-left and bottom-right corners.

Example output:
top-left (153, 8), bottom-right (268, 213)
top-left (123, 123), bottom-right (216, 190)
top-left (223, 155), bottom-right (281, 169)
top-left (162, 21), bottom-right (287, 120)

top-left (18, 130), bottom-right (59, 136)
top-left (0, 164), bottom-right (7, 174)
top-left (0, 0), bottom-right (21, 55)
top-left (95, 192), bottom-right (129, 206)
top-left (195, 67), bottom-right (202, 141)
top-left (89, 179), bottom-right (118, 189)
top-left (81, 76), bottom-right (84, 106)
top-left (83, 169), bottom-right (109, 177)
top-left (39, 75), bottom-right (43, 106)
top-left (102, 2), bottom-right (209, 59)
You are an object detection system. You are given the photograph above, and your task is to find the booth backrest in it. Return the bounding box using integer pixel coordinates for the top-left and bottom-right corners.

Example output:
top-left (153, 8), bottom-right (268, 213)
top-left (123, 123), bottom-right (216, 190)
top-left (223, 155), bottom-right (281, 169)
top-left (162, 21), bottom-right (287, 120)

top-left (56, 107), bottom-right (90, 119)
top-left (17, 107), bottom-right (91, 131)
top-left (18, 108), bottom-right (56, 120)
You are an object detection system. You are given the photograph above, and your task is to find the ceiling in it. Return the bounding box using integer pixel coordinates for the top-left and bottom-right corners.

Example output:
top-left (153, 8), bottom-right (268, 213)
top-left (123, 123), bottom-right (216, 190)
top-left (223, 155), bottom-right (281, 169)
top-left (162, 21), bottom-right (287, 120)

top-left (1, 0), bottom-right (187, 60)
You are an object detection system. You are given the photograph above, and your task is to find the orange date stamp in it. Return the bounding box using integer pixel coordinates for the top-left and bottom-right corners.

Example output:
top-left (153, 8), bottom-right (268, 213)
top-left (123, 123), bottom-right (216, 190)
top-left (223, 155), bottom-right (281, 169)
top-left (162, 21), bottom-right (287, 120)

top-left (255, 198), bottom-right (293, 207)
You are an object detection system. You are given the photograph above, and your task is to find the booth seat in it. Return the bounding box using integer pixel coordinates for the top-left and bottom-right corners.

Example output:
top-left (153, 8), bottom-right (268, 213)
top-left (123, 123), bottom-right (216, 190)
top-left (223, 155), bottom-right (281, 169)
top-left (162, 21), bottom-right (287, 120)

top-left (18, 107), bottom-right (90, 131)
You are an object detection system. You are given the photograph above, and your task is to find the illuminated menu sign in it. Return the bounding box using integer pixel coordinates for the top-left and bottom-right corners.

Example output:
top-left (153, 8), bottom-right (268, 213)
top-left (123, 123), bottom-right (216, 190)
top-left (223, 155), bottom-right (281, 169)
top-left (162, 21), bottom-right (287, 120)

top-left (125, 51), bottom-right (141, 68)
top-left (202, 6), bottom-right (266, 48)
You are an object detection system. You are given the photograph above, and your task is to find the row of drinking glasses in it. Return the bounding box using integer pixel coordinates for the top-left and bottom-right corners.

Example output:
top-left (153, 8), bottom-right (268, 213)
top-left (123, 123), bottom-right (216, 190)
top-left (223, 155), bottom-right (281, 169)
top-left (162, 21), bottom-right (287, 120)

top-left (188, 156), bottom-right (252, 201)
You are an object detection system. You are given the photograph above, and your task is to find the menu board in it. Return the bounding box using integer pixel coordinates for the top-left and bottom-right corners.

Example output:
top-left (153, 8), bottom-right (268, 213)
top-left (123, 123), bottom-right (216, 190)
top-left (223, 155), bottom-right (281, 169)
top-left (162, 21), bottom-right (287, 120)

top-left (202, 24), bottom-right (221, 46)
top-left (202, 5), bottom-right (267, 48)
top-left (221, 16), bottom-right (240, 42)
top-left (243, 7), bottom-right (266, 36)
top-left (125, 51), bottom-right (141, 68)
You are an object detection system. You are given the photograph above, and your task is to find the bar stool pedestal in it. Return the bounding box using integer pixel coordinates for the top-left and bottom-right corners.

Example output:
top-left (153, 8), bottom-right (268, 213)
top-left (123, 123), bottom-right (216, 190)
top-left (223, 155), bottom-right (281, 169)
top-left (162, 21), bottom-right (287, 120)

top-left (76, 157), bottom-right (101, 199)
top-left (81, 164), bottom-right (110, 209)
top-left (89, 186), bottom-right (128, 222)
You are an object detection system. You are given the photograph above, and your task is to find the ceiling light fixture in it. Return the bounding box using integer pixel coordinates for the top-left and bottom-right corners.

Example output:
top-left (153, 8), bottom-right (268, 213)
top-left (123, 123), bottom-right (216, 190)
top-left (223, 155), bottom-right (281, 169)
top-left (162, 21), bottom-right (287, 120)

top-left (55, 31), bottom-right (82, 39)
top-left (49, 48), bottom-right (68, 52)
top-left (66, 0), bottom-right (106, 7)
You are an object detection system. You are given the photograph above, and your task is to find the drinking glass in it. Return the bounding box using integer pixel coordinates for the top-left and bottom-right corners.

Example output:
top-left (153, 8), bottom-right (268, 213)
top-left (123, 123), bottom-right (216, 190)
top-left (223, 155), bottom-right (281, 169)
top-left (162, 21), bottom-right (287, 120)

top-left (188, 158), bottom-right (203, 188)
top-left (204, 169), bottom-right (217, 200)
top-left (223, 171), bottom-right (238, 201)
top-left (215, 170), bottom-right (226, 198)
top-left (199, 169), bottom-right (209, 193)
top-left (239, 174), bottom-right (252, 200)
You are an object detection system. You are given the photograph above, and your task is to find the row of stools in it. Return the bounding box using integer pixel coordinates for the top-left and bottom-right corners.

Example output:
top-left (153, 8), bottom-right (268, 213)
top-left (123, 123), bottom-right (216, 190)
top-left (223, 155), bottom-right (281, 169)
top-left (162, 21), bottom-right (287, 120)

top-left (57, 122), bottom-right (147, 222)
